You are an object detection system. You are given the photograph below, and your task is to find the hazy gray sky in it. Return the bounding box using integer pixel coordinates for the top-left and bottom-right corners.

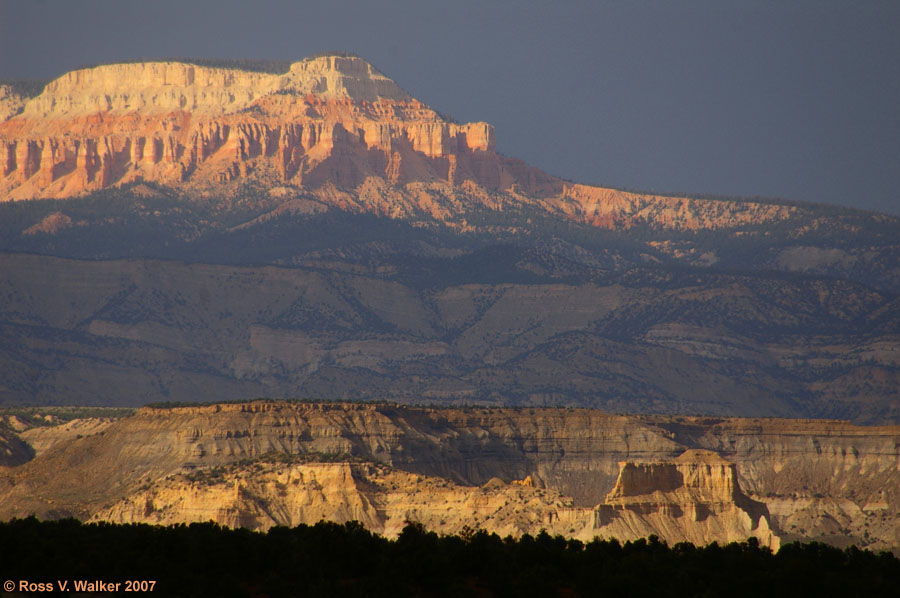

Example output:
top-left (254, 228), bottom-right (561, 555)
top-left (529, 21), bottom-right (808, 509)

top-left (2, 0), bottom-right (898, 215)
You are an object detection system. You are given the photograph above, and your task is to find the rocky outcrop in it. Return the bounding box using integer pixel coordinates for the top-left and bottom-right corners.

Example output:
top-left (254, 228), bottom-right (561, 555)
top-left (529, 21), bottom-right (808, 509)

top-left (93, 461), bottom-right (588, 540)
top-left (98, 462), bottom-right (384, 531)
top-left (1, 402), bottom-right (898, 550)
top-left (556, 184), bottom-right (797, 230)
top-left (595, 450), bottom-right (779, 549)
top-left (18, 417), bottom-right (115, 457)
top-left (0, 55), bottom-right (816, 234)
top-left (90, 451), bottom-right (781, 547)
top-left (0, 56), bottom-right (514, 201)
top-left (19, 56), bottom-right (407, 118)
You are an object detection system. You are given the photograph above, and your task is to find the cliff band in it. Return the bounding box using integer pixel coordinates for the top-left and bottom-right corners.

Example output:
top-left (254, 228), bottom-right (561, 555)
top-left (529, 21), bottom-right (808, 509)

top-left (2, 402), bottom-right (899, 551)
top-left (1, 55), bottom-right (804, 232)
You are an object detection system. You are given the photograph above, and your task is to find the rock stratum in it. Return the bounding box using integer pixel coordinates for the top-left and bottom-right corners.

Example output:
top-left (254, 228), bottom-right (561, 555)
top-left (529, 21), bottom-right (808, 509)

top-left (2, 402), bottom-right (899, 552)
top-left (0, 54), bottom-right (865, 235)
top-left (0, 56), bottom-right (543, 208)
top-left (1, 54), bottom-right (899, 422)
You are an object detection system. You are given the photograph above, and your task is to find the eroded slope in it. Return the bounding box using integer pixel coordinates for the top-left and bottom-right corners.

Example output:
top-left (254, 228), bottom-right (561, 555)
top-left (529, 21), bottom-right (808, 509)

top-left (2, 253), bottom-right (898, 422)
top-left (1, 402), bottom-right (897, 550)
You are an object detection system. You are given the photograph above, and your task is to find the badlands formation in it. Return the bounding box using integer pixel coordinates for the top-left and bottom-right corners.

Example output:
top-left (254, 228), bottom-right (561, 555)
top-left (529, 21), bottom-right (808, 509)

top-left (2, 402), bottom-right (899, 552)
top-left (1, 55), bottom-right (797, 231)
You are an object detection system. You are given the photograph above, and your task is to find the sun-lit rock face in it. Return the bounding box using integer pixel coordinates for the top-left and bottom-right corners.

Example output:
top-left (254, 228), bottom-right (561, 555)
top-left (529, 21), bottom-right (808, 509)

top-left (0, 55), bottom-right (508, 201)
top-left (23, 62), bottom-right (274, 117)
top-left (18, 56), bottom-right (408, 119)
top-left (598, 450), bottom-right (780, 550)
top-left (0, 55), bottom-right (807, 233)
top-left (607, 450), bottom-right (738, 503)
top-left (92, 461), bottom-right (590, 540)
top-left (2, 403), bottom-right (899, 550)
top-left (88, 448), bottom-right (780, 547)
top-left (280, 55), bottom-right (411, 101)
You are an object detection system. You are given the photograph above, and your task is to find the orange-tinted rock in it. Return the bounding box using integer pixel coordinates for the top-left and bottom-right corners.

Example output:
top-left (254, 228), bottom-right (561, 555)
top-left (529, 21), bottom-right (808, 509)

top-left (0, 55), bottom-right (815, 233)
top-left (0, 56), bottom-right (514, 200)
top-left (597, 450), bottom-right (780, 549)
top-left (6, 403), bottom-right (897, 548)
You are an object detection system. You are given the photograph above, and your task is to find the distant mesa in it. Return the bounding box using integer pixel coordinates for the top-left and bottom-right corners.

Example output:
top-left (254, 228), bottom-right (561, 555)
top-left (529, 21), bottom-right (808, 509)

top-left (0, 53), bottom-right (805, 234)
top-left (0, 54), bottom-right (504, 200)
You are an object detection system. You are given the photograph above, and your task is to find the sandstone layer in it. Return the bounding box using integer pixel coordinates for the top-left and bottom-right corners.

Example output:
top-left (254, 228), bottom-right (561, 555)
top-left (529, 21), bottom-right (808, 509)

top-left (1, 402), bottom-right (897, 551)
top-left (596, 450), bottom-right (779, 549)
top-left (91, 454), bottom-right (778, 550)
top-left (1, 55), bottom-right (819, 235)
top-left (1, 56), bottom-right (515, 201)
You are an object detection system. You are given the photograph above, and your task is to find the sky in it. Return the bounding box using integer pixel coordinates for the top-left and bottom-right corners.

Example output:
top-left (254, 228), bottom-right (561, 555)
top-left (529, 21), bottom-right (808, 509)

top-left (2, 0), bottom-right (898, 215)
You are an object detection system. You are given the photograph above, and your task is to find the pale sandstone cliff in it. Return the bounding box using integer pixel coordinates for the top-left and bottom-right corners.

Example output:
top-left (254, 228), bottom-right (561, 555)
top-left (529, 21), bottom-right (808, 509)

top-left (649, 416), bottom-right (900, 548)
top-left (596, 450), bottom-right (779, 549)
top-left (0, 55), bottom-right (803, 232)
top-left (93, 461), bottom-right (587, 540)
top-left (0, 56), bottom-right (501, 201)
top-left (91, 450), bottom-right (779, 549)
top-left (1, 402), bottom-right (897, 550)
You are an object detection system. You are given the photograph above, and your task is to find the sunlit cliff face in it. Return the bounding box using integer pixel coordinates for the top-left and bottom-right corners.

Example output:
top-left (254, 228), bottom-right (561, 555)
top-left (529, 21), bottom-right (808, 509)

top-left (1, 55), bottom-right (806, 235)
top-left (2, 403), bottom-right (899, 551)
top-left (0, 56), bottom-right (499, 199)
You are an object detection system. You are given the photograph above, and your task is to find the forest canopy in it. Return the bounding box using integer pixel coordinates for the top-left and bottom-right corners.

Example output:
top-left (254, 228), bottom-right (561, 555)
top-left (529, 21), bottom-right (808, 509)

top-left (1, 518), bottom-right (898, 597)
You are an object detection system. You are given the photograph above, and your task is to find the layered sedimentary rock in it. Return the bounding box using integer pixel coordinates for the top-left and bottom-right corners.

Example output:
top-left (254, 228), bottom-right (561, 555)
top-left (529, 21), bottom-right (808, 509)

top-left (93, 461), bottom-right (584, 540)
top-left (1, 402), bottom-right (898, 550)
top-left (596, 450), bottom-right (779, 549)
top-left (1, 55), bottom-right (813, 233)
top-left (0, 56), bottom-right (508, 200)
top-left (91, 451), bottom-right (780, 549)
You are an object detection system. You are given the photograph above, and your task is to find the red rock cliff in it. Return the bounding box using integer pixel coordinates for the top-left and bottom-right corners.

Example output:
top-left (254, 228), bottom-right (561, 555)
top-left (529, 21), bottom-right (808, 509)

top-left (0, 56), bottom-right (538, 199)
top-left (1, 55), bottom-right (802, 232)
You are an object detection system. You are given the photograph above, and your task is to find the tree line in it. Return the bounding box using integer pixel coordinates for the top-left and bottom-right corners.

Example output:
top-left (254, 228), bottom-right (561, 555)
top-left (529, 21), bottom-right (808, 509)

top-left (0, 517), bottom-right (898, 597)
